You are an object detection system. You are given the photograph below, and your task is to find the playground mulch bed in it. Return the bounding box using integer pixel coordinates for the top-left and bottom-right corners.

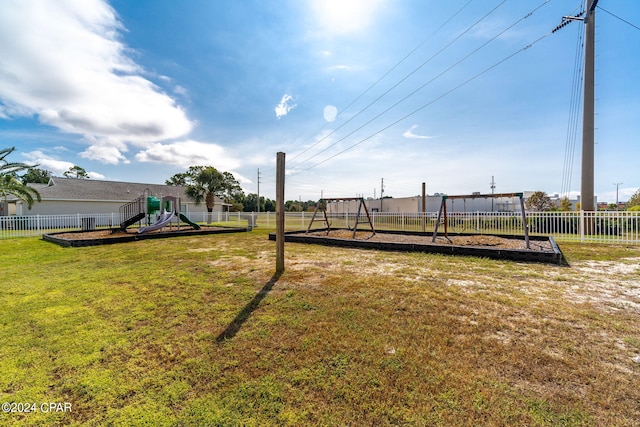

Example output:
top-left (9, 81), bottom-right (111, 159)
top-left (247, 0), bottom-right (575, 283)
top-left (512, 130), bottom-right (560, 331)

top-left (272, 229), bottom-right (563, 264)
top-left (44, 226), bottom-right (248, 247)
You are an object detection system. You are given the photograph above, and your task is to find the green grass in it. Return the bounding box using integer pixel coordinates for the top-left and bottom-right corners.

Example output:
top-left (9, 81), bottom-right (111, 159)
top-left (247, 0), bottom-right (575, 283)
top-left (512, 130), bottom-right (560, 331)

top-left (1, 231), bottom-right (639, 425)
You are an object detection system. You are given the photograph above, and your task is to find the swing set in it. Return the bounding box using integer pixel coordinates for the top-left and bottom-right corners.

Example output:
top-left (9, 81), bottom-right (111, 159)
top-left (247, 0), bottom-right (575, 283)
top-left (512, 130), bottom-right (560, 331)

top-left (432, 192), bottom-right (530, 249)
top-left (306, 197), bottom-right (376, 238)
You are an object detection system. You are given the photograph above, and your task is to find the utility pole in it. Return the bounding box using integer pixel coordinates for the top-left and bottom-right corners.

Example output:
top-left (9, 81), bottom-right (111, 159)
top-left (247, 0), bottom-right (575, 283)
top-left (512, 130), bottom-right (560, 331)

top-left (614, 182), bottom-right (623, 209)
top-left (553, 0), bottom-right (599, 230)
top-left (490, 176), bottom-right (496, 211)
top-left (257, 168), bottom-right (261, 213)
top-left (380, 178), bottom-right (385, 212)
top-left (581, 0), bottom-right (598, 213)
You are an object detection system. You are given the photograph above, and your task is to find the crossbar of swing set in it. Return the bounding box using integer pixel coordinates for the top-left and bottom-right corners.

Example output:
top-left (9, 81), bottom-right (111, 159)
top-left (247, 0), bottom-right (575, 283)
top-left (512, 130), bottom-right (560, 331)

top-left (306, 197), bottom-right (376, 238)
top-left (431, 193), bottom-right (530, 249)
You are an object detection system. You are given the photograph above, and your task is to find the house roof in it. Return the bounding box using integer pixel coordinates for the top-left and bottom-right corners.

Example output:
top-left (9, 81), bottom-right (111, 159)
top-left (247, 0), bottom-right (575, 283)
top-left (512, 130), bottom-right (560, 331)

top-left (21, 177), bottom-right (228, 204)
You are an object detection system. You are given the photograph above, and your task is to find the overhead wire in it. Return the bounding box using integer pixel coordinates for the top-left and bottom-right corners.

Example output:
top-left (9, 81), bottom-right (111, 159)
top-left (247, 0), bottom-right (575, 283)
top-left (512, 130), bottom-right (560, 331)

top-left (289, 0), bottom-right (510, 170)
top-left (292, 29), bottom-right (556, 176)
top-left (560, 4), bottom-right (585, 199)
top-left (289, 0), bottom-right (553, 175)
top-left (598, 5), bottom-right (640, 31)
top-left (286, 0), bottom-right (475, 164)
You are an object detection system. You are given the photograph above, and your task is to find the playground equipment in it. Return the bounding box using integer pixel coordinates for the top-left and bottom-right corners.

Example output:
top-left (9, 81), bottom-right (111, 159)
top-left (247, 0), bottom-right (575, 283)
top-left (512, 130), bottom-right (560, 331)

top-left (306, 197), bottom-right (375, 238)
top-left (119, 193), bottom-right (201, 233)
top-left (432, 193), bottom-right (530, 249)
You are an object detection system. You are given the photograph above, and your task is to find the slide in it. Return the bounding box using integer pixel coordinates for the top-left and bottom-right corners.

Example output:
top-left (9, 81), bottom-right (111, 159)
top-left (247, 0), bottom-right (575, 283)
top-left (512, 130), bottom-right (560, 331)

top-left (179, 213), bottom-right (201, 230)
top-left (138, 210), bottom-right (175, 233)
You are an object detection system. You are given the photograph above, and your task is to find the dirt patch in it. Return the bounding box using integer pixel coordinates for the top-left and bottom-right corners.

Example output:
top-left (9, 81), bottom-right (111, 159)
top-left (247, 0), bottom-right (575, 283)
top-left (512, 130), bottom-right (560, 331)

top-left (54, 227), bottom-right (227, 241)
top-left (305, 229), bottom-right (554, 251)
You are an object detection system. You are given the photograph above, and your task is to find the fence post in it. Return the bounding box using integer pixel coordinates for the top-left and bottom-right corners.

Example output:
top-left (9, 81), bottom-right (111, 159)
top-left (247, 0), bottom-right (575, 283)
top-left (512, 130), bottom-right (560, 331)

top-left (37, 214), bottom-right (41, 235)
top-left (580, 210), bottom-right (585, 243)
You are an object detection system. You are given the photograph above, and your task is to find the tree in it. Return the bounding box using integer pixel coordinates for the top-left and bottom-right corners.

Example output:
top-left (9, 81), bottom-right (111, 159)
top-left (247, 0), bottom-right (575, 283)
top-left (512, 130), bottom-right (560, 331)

top-left (22, 168), bottom-right (52, 184)
top-left (64, 165), bottom-right (89, 179)
top-left (525, 191), bottom-right (554, 212)
top-left (0, 147), bottom-right (42, 209)
top-left (627, 188), bottom-right (640, 210)
top-left (558, 197), bottom-right (573, 212)
top-left (167, 166), bottom-right (242, 222)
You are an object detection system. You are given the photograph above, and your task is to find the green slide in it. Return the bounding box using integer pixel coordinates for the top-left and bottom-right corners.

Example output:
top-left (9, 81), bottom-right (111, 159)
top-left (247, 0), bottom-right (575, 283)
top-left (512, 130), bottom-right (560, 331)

top-left (179, 213), bottom-right (201, 230)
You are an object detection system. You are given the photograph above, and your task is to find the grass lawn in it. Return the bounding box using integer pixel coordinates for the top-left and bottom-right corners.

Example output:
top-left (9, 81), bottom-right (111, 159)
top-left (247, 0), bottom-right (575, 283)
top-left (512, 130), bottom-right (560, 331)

top-left (1, 229), bottom-right (639, 426)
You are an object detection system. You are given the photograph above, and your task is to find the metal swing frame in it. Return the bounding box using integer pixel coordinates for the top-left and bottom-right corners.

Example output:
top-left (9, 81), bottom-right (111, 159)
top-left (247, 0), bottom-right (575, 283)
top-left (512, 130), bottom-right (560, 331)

top-left (432, 192), bottom-right (530, 249)
top-left (306, 197), bottom-right (376, 238)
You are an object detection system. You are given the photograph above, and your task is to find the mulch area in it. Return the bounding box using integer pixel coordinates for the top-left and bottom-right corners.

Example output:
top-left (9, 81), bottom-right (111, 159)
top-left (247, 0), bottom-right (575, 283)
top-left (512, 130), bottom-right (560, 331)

top-left (53, 226), bottom-right (227, 241)
top-left (305, 229), bottom-right (554, 252)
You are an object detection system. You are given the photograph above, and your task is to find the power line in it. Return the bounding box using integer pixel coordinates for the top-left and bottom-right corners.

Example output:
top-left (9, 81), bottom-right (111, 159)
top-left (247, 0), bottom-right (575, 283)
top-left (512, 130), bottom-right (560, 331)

top-left (598, 6), bottom-right (640, 31)
top-left (561, 4), bottom-right (585, 198)
top-left (290, 1), bottom-right (553, 175)
top-left (289, 0), bottom-right (510, 170)
top-left (287, 1), bottom-right (475, 165)
top-left (293, 30), bottom-right (555, 175)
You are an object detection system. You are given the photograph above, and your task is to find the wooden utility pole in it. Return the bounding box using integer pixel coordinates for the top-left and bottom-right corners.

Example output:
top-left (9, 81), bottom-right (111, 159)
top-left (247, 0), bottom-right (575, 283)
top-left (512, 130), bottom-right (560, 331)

top-left (275, 152), bottom-right (285, 273)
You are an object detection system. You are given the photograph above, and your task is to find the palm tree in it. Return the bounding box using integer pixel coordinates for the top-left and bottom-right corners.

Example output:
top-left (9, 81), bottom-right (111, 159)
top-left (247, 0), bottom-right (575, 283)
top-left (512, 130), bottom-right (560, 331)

top-left (185, 167), bottom-right (226, 224)
top-left (0, 147), bottom-right (42, 210)
top-left (184, 166), bottom-right (242, 224)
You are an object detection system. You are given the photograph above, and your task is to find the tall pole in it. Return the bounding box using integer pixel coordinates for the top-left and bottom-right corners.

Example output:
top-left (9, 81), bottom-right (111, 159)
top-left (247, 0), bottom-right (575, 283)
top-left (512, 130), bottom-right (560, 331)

top-left (581, 0), bottom-right (598, 212)
top-left (421, 182), bottom-right (426, 233)
top-left (614, 182), bottom-right (623, 209)
top-left (380, 178), bottom-right (384, 212)
top-left (257, 168), bottom-right (261, 213)
top-left (490, 176), bottom-right (496, 212)
top-left (275, 152), bottom-right (285, 274)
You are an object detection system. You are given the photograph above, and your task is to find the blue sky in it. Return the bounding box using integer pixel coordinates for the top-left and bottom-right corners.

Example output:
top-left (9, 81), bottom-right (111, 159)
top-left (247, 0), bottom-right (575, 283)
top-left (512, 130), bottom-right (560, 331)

top-left (1, 0), bottom-right (638, 203)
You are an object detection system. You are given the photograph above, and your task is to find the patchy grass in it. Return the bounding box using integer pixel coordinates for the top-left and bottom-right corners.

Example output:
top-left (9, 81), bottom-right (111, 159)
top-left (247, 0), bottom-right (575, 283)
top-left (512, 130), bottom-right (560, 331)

top-left (1, 231), bottom-right (639, 425)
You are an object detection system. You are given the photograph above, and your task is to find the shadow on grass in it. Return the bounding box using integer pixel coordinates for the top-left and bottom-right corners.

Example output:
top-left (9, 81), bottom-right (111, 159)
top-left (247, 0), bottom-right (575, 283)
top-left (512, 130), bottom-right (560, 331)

top-left (216, 271), bottom-right (282, 342)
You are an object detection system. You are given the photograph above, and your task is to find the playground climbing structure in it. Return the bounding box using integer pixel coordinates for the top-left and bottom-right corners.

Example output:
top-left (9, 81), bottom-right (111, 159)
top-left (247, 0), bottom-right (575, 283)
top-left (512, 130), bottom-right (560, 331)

top-left (119, 194), bottom-right (200, 233)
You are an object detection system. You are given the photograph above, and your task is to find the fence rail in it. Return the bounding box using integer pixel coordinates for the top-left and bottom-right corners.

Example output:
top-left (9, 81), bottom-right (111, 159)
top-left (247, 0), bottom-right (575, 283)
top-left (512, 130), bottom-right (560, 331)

top-left (2, 211), bottom-right (639, 245)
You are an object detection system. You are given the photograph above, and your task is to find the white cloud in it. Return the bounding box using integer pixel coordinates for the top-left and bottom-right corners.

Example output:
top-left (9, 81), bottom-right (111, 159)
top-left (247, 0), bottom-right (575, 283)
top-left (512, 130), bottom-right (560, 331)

top-left (134, 140), bottom-right (240, 170)
top-left (275, 94), bottom-right (297, 119)
top-left (87, 171), bottom-right (106, 179)
top-left (402, 125), bottom-right (433, 140)
top-left (22, 150), bottom-right (104, 178)
top-left (79, 142), bottom-right (129, 165)
top-left (0, 0), bottom-right (192, 163)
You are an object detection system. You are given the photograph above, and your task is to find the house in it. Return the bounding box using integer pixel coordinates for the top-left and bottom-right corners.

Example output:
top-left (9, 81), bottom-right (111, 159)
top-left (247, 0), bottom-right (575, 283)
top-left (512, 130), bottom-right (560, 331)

top-left (1, 177), bottom-right (229, 216)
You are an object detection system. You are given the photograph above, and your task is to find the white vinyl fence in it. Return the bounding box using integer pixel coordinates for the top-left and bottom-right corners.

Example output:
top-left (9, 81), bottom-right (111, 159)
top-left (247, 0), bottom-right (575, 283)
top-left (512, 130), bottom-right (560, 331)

top-left (2, 211), bottom-right (639, 245)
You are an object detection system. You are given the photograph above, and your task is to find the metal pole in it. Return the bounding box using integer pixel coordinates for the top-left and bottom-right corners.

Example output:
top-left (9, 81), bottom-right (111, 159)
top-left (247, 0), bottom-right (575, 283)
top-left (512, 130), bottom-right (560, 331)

top-left (519, 196), bottom-right (530, 249)
top-left (276, 152), bottom-right (285, 274)
top-left (257, 168), bottom-right (261, 213)
top-left (614, 182), bottom-right (623, 210)
top-left (421, 182), bottom-right (426, 233)
top-left (581, 0), bottom-right (597, 213)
